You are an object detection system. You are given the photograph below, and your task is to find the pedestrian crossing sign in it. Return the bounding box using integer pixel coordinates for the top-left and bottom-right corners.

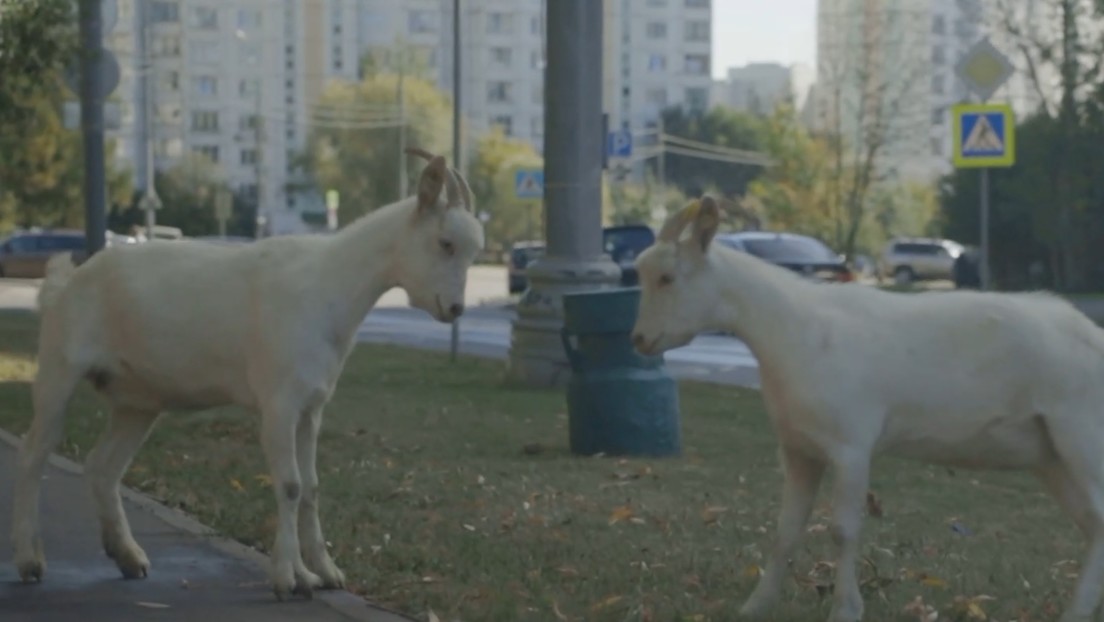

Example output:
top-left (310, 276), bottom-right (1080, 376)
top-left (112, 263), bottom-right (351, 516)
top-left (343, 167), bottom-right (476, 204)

top-left (952, 103), bottom-right (1015, 168)
top-left (514, 169), bottom-right (543, 199)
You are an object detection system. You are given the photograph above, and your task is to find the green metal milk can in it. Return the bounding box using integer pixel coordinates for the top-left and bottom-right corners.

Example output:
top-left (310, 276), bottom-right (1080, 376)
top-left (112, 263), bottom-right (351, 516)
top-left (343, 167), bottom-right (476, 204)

top-left (560, 287), bottom-right (681, 457)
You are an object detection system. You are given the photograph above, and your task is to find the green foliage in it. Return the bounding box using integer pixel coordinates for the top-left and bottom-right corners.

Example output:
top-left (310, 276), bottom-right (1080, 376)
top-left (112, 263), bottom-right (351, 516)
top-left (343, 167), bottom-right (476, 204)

top-left (657, 106), bottom-right (766, 198)
top-left (467, 126), bottom-right (543, 251)
top-left (304, 73), bottom-right (452, 225)
top-left (607, 177), bottom-right (687, 228)
top-left (0, 0), bottom-right (131, 231)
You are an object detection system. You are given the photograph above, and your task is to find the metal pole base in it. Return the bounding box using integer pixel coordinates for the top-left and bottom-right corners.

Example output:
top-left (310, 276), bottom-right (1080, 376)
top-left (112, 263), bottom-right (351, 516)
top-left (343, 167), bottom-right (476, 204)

top-left (507, 255), bottom-right (621, 388)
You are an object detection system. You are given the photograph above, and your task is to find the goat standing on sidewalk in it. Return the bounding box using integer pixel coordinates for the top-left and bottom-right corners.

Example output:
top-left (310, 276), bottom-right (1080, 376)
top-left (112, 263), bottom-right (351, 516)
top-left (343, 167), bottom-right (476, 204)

top-left (10, 148), bottom-right (483, 601)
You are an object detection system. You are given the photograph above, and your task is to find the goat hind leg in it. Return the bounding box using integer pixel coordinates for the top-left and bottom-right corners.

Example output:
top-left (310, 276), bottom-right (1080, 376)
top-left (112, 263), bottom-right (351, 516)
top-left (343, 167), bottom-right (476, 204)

top-left (825, 451), bottom-right (871, 622)
top-left (11, 356), bottom-right (81, 583)
top-left (85, 407), bottom-right (159, 579)
top-left (740, 447), bottom-right (825, 618)
top-left (296, 405), bottom-right (345, 589)
top-left (261, 404), bottom-right (322, 601)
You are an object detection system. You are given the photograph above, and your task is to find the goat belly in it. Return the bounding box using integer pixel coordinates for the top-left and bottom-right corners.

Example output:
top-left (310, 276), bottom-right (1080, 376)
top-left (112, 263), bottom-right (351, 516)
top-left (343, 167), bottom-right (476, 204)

top-left (880, 413), bottom-right (1055, 470)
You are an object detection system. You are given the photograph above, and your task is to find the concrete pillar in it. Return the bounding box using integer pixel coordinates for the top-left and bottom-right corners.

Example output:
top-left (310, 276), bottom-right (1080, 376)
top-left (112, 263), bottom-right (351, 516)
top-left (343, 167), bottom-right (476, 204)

top-left (506, 0), bottom-right (621, 388)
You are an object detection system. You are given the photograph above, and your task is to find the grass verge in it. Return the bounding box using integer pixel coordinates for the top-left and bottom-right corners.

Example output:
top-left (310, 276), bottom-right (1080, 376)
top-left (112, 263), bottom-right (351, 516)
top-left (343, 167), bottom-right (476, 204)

top-left (0, 311), bottom-right (1085, 621)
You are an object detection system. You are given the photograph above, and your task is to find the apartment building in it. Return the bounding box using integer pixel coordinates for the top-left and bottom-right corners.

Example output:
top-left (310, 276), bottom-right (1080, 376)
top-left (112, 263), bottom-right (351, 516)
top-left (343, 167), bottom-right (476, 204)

top-left (711, 62), bottom-right (816, 118)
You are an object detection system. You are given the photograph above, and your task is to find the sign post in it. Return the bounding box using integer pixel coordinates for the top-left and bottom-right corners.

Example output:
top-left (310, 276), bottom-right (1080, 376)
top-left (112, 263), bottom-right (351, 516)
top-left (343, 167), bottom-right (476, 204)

top-left (325, 189), bottom-right (340, 231)
top-left (952, 37), bottom-right (1016, 291)
top-left (215, 188), bottom-right (232, 238)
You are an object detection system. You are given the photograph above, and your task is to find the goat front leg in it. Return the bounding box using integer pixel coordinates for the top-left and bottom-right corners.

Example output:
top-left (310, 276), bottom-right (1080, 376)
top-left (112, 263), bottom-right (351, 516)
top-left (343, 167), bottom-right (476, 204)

top-left (740, 447), bottom-right (825, 619)
top-left (261, 405), bottom-right (322, 600)
top-left (825, 451), bottom-right (871, 622)
top-left (296, 405), bottom-right (345, 589)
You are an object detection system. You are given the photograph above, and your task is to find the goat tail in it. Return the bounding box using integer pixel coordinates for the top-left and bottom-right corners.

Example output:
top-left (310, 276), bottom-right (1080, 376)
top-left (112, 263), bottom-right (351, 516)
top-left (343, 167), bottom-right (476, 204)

top-left (36, 253), bottom-right (77, 313)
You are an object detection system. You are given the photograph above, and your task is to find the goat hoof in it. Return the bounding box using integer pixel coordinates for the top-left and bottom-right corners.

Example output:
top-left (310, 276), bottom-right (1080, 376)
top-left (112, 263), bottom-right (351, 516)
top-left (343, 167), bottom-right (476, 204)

top-left (109, 543), bottom-right (150, 579)
top-left (16, 558), bottom-right (44, 584)
top-left (311, 557), bottom-right (346, 590)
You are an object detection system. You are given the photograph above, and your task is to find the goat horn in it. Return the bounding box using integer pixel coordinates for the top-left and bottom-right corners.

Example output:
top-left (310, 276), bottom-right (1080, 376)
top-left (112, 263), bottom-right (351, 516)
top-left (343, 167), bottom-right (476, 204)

top-left (450, 166), bottom-right (473, 211)
top-left (404, 146), bottom-right (436, 161)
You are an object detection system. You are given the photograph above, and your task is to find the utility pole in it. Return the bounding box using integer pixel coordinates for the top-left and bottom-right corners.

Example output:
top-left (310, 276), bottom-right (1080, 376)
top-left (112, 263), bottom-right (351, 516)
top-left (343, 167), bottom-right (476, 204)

top-left (79, 0), bottom-right (108, 255)
top-left (657, 115), bottom-right (665, 189)
top-left (507, 0), bottom-right (621, 387)
top-left (449, 0), bottom-right (462, 363)
top-left (137, 0), bottom-right (161, 240)
top-left (254, 85), bottom-right (265, 238)
top-left (396, 45), bottom-right (407, 200)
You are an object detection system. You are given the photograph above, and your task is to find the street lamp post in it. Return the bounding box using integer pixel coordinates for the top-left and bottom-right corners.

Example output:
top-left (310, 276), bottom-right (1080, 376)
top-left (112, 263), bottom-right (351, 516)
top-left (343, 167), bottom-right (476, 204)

top-left (506, 0), bottom-right (621, 387)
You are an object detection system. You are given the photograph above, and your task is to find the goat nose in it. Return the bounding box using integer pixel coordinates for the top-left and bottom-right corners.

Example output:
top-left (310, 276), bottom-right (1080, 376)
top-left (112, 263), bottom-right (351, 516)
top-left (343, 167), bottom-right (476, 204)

top-left (449, 303), bottom-right (465, 318)
top-left (631, 333), bottom-right (646, 348)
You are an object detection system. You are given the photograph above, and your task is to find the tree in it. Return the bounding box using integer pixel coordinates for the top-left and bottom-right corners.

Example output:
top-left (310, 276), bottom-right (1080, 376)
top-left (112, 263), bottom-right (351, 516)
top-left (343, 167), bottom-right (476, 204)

top-left (814, 3), bottom-right (930, 260)
top-left (655, 106), bottom-right (766, 199)
top-left (303, 73), bottom-right (452, 225)
top-left (607, 177), bottom-right (687, 228)
top-left (468, 127), bottom-right (543, 251)
top-left (0, 0), bottom-right (132, 230)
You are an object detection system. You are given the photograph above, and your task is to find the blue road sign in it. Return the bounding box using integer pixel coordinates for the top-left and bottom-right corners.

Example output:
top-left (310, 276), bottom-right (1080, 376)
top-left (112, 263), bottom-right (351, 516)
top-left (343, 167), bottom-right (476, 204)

top-left (607, 129), bottom-right (632, 158)
top-left (514, 169), bottom-right (544, 199)
top-left (952, 103), bottom-right (1015, 168)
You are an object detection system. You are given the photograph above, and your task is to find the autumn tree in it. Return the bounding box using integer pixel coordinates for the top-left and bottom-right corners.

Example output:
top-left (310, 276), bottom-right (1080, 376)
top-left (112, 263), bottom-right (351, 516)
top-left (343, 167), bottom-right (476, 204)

top-left (467, 126), bottom-right (543, 251)
top-left (303, 72), bottom-right (452, 225)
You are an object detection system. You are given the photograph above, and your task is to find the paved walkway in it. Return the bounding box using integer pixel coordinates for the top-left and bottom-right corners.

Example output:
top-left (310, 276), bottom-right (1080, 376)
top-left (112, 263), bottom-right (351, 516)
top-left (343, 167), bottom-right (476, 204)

top-left (0, 429), bottom-right (413, 622)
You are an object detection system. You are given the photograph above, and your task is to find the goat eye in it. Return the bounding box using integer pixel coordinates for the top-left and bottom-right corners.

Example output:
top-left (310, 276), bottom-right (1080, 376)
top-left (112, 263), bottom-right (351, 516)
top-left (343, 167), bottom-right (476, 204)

top-left (658, 274), bottom-right (674, 286)
top-left (439, 239), bottom-right (454, 255)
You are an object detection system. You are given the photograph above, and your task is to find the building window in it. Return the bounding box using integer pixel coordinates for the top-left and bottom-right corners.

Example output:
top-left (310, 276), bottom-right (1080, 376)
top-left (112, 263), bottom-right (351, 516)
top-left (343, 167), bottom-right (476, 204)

top-left (240, 183), bottom-right (258, 202)
top-left (240, 149), bottom-right (258, 165)
top-left (488, 81), bottom-right (512, 103)
top-left (491, 47), bottom-right (512, 67)
top-left (408, 10), bottom-right (436, 33)
top-left (236, 8), bottom-right (261, 30)
top-left (932, 74), bottom-right (944, 95)
top-left (932, 46), bottom-right (945, 65)
top-left (191, 6), bottom-right (218, 30)
top-left (931, 137), bottom-right (943, 156)
top-left (194, 76), bottom-right (218, 97)
top-left (646, 88), bottom-right (668, 106)
top-left (685, 0), bottom-right (709, 7)
top-left (487, 12), bottom-right (513, 34)
top-left (685, 20), bottom-right (709, 42)
top-left (684, 54), bottom-right (709, 75)
top-left (193, 145), bottom-right (220, 163)
top-left (647, 0), bottom-right (667, 6)
top-left (154, 34), bottom-right (180, 57)
top-left (686, 87), bottom-right (709, 111)
top-left (648, 54), bottom-right (666, 72)
top-left (531, 116), bottom-right (543, 137)
top-left (163, 70), bottom-right (179, 91)
top-left (531, 16), bottom-right (540, 34)
top-left (190, 110), bottom-right (219, 132)
top-left (150, 1), bottom-right (179, 23)
top-left (646, 22), bottom-right (666, 39)
top-left (532, 84), bottom-right (543, 104)
top-left (239, 114), bottom-right (258, 132)
top-left (239, 78), bottom-right (258, 98)
top-left (933, 15), bottom-right (945, 34)
top-left (491, 114), bottom-right (513, 135)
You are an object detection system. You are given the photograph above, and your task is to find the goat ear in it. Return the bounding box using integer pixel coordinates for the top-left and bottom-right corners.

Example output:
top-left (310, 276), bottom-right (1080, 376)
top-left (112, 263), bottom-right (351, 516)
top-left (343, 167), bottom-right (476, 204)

top-left (416, 156), bottom-right (448, 212)
top-left (691, 195), bottom-right (720, 253)
top-left (657, 199), bottom-right (699, 243)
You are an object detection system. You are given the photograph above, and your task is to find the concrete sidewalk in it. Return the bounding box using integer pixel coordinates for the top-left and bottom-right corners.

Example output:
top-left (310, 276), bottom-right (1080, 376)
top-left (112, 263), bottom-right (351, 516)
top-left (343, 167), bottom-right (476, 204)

top-left (0, 429), bottom-right (413, 622)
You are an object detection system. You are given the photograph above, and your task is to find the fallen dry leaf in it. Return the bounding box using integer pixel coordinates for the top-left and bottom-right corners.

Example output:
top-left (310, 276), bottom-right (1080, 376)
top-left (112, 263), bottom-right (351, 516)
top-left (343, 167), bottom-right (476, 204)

top-left (902, 595), bottom-right (938, 622)
top-left (552, 600), bottom-right (569, 621)
top-left (701, 505), bottom-right (728, 525)
top-left (254, 474), bottom-right (272, 487)
top-left (229, 478), bottom-right (244, 492)
top-left (742, 564), bottom-right (763, 578)
top-left (920, 575), bottom-right (948, 588)
top-left (426, 608), bottom-right (441, 622)
top-left (135, 602), bottom-right (170, 609)
top-left (590, 594), bottom-right (623, 611)
top-left (608, 505), bottom-right (634, 525)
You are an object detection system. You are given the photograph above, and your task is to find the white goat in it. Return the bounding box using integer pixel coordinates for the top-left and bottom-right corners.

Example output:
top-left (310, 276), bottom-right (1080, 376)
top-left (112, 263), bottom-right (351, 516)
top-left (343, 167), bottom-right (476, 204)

top-left (10, 148), bottom-right (484, 601)
top-left (631, 196), bottom-right (1104, 622)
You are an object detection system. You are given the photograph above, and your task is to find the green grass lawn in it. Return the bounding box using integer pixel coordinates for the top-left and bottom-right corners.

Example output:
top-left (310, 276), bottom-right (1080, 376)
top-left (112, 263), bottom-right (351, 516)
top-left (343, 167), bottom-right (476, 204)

top-left (0, 312), bottom-right (1085, 621)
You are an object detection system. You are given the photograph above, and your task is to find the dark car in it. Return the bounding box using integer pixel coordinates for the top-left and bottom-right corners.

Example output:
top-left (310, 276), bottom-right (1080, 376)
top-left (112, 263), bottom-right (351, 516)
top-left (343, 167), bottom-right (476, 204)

top-left (715, 231), bottom-right (854, 283)
top-left (0, 229), bottom-right (87, 278)
top-left (507, 225), bottom-right (658, 293)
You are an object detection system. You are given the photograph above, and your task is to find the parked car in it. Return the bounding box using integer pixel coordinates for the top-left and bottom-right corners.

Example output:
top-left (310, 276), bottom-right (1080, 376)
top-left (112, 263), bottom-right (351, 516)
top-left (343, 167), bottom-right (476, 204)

top-left (192, 235), bottom-right (256, 245)
top-left (0, 229), bottom-right (87, 278)
top-left (715, 231), bottom-right (854, 283)
top-left (879, 237), bottom-right (965, 285)
top-left (602, 224), bottom-right (656, 286)
top-left (508, 241), bottom-right (545, 294)
top-left (507, 225), bottom-right (658, 293)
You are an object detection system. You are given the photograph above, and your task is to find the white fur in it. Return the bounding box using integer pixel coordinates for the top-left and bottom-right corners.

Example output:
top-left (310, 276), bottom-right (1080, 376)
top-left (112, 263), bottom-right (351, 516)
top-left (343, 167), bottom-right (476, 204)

top-left (632, 196), bottom-right (1104, 622)
top-left (10, 152), bottom-right (484, 601)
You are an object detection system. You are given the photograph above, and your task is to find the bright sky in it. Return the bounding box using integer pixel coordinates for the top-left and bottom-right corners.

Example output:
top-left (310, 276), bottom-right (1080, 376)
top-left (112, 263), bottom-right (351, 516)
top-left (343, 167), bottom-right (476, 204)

top-left (712, 0), bottom-right (818, 78)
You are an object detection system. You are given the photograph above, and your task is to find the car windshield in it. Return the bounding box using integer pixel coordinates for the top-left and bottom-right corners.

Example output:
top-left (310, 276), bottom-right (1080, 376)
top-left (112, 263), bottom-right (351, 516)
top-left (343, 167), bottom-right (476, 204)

top-left (511, 246), bottom-right (544, 268)
top-left (603, 227), bottom-right (655, 263)
top-left (740, 236), bottom-right (839, 263)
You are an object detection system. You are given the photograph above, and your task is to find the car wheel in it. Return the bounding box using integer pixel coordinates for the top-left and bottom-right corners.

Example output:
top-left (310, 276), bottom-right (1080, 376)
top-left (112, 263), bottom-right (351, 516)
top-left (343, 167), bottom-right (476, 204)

top-left (894, 266), bottom-right (915, 286)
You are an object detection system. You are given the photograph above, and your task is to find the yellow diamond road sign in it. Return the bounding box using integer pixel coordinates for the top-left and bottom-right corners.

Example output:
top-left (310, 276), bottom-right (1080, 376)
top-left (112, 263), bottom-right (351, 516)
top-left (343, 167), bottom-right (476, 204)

top-left (952, 103), bottom-right (1015, 168)
top-left (955, 37), bottom-right (1014, 101)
